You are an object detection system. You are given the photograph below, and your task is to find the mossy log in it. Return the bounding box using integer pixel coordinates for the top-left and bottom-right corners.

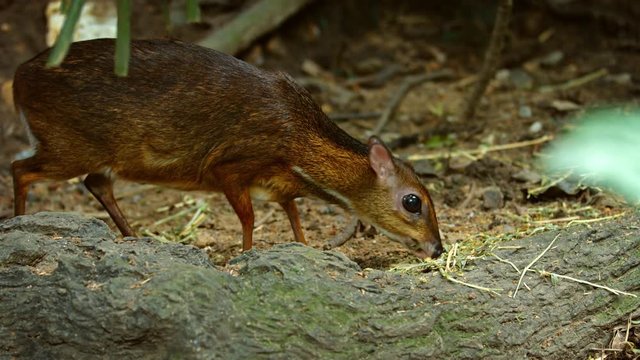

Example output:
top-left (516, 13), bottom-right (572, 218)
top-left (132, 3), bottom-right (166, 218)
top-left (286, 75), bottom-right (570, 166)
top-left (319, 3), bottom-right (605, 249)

top-left (0, 212), bottom-right (638, 359)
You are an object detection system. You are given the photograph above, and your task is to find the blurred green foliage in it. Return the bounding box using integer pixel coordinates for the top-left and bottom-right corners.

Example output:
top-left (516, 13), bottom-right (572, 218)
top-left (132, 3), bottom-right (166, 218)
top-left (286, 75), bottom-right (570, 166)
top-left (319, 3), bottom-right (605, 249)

top-left (544, 107), bottom-right (640, 203)
top-left (47, 0), bottom-right (201, 76)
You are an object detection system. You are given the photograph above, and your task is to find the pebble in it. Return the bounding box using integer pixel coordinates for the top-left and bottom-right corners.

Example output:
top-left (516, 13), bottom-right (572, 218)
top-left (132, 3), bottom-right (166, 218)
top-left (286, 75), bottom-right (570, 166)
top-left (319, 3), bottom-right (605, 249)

top-left (519, 105), bottom-right (532, 118)
top-left (529, 121), bottom-right (543, 134)
top-left (482, 187), bottom-right (504, 210)
top-left (509, 69), bottom-right (534, 89)
top-left (540, 50), bottom-right (564, 67)
top-left (412, 160), bottom-right (438, 177)
top-left (512, 169), bottom-right (542, 183)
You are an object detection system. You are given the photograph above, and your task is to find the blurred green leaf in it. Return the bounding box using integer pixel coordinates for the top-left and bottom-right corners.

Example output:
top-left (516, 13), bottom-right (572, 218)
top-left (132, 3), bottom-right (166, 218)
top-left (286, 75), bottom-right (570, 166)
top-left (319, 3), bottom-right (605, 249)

top-left (427, 102), bottom-right (446, 117)
top-left (115, 0), bottom-right (131, 77)
top-left (46, 0), bottom-right (85, 68)
top-left (424, 134), bottom-right (455, 149)
top-left (544, 107), bottom-right (640, 202)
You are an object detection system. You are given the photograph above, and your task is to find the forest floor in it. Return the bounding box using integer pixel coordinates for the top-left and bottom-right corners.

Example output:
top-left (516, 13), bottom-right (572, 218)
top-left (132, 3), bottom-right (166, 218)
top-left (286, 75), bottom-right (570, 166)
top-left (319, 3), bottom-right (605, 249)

top-left (0, 0), bottom-right (638, 271)
top-left (1, 2), bottom-right (640, 358)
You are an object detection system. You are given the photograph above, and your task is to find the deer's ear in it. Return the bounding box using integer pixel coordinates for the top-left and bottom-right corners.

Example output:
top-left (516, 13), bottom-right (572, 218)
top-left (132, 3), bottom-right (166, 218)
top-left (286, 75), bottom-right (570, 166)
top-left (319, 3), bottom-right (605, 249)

top-left (368, 136), bottom-right (395, 179)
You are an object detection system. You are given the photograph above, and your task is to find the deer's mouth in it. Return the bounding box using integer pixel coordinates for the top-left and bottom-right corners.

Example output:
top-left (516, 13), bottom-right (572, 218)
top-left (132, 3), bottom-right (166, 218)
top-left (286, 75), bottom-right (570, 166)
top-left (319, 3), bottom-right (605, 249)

top-left (375, 228), bottom-right (443, 259)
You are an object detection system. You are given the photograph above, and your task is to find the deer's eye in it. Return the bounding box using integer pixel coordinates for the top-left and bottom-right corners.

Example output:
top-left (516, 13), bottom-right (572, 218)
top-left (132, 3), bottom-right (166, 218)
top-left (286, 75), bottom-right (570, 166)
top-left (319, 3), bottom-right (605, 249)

top-left (402, 194), bottom-right (422, 214)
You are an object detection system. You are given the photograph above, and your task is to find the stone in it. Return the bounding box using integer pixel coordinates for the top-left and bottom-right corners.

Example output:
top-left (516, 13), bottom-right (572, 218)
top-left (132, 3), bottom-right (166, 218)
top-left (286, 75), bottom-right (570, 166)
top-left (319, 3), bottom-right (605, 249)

top-left (482, 186), bottom-right (505, 209)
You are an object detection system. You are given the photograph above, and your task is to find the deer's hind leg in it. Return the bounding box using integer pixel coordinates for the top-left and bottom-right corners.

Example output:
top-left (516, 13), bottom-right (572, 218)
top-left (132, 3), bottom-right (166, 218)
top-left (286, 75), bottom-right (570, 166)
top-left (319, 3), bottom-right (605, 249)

top-left (84, 173), bottom-right (135, 237)
top-left (11, 156), bottom-right (48, 216)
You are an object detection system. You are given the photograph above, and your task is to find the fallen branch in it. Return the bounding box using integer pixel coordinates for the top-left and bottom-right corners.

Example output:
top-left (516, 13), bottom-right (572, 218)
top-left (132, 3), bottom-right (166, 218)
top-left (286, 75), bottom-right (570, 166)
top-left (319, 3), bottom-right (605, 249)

top-left (199, 0), bottom-right (312, 55)
top-left (538, 68), bottom-right (609, 93)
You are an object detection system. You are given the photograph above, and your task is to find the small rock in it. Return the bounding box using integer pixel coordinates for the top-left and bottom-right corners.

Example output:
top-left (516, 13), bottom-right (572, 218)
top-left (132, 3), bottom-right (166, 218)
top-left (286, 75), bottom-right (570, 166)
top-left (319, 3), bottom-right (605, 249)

top-left (556, 178), bottom-right (583, 196)
top-left (495, 69), bottom-right (510, 82)
top-left (540, 51), bottom-right (564, 67)
top-left (301, 59), bottom-right (326, 77)
top-left (353, 58), bottom-right (385, 75)
top-left (519, 105), bottom-right (532, 118)
top-left (509, 69), bottom-right (534, 89)
top-left (605, 73), bottom-right (632, 86)
top-left (512, 169), bottom-right (542, 183)
top-left (551, 99), bottom-right (580, 112)
top-left (449, 157), bottom-right (474, 171)
top-left (482, 187), bottom-right (504, 210)
top-left (529, 121), bottom-right (543, 134)
top-left (412, 159), bottom-right (438, 177)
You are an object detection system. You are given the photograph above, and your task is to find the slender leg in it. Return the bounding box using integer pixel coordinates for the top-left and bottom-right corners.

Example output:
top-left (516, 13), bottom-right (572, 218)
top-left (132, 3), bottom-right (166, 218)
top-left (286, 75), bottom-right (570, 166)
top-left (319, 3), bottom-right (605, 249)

top-left (223, 188), bottom-right (254, 251)
top-left (279, 199), bottom-right (306, 245)
top-left (12, 158), bottom-right (46, 216)
top-left (84, 173), bottom-right (135, 237)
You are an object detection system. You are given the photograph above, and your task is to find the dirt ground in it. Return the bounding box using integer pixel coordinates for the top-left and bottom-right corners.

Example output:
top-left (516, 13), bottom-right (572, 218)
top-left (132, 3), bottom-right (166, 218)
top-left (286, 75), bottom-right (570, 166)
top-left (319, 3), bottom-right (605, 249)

top-left (0, 0), bottom-right (638, 271)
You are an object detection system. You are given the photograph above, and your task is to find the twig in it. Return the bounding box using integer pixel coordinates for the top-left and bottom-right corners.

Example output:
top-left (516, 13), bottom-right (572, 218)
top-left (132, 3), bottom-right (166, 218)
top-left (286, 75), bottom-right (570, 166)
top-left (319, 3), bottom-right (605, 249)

top-left (408, 134), bottom-right (553, 161)
top-left (155, 196), bottom-right (197, 213)
top-left (626, 314), bottom-right (633, 343)
top-left (538, 68), bottom-right (609, 93)
top-left (178, 201), bottom-right (208, 237)
top-left (344, 64), bottom-right (401, 88)
top-left (513, 233), bottom-right (560, 298)
top-left (567, 213), bottom-right (625, 226)
top-left (492, 254), bottom-right (520, 273)
top-left (445, 243), bottom-right (458, 272)
top-left (324, 217), bottom-right (360, 250)
top-left (438, 269), bottom-right (502, 296)
top-left (152, 206), bottom-right (195, 226)
top-left (589, 347), bottom-right (623, 353)
top-left (531, 216), bottom-right (581, 225)
top-left (389, 261), bottom-right (435, 273)
top-left (371, 69), bottom-right (454, 135)
top-left (460, 0), bottom-right (513, 121)
top-left (535, 269), bottom-right (637, 297)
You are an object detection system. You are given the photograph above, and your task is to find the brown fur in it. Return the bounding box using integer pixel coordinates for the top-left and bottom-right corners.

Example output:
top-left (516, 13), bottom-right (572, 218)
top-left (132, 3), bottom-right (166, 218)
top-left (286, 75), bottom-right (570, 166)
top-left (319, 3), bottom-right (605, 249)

top-left (11, 39), bottom-right (443, 258)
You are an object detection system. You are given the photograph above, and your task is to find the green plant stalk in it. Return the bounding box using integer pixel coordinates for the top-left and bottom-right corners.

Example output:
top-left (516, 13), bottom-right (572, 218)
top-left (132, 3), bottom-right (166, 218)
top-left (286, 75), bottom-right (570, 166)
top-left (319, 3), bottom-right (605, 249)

top-left (115, 0), bottom-right (131, 77)
top-left (46, 0), bottom-right (85, 68)
top-left (186, 0), bottom-right (201, 23)
top-left (61, 0), bottom-right (71, 14)
top-left (161, 0), bottom-right (173, 32)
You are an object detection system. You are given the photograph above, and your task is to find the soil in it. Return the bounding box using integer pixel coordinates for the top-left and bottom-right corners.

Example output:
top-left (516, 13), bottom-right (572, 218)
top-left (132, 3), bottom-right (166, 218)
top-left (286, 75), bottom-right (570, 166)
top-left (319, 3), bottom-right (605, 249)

top-left (0, 0), bottom-right (638, 271)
